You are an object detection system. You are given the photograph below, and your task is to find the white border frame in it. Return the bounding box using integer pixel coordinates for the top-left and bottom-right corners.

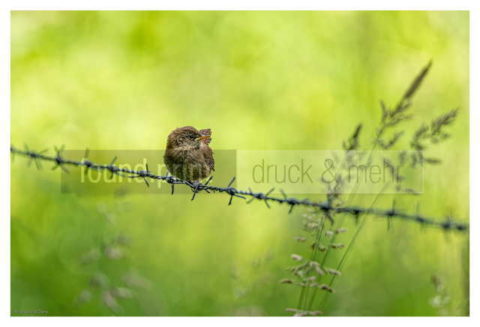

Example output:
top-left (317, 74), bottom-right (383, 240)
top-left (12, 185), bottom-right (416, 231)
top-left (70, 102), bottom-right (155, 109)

top-left (0, 2), bottom-right (477, 326)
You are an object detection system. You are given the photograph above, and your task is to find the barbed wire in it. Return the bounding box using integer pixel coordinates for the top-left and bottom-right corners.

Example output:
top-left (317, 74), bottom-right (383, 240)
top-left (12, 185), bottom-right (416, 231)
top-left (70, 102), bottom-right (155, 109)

top-left (10, 145), bottom-right (468, 232)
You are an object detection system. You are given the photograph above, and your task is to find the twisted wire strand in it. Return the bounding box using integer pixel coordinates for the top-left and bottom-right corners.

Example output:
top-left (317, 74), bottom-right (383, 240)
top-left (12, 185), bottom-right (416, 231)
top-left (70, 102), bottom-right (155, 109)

top-left (10, 145), bottom-right (468, 232)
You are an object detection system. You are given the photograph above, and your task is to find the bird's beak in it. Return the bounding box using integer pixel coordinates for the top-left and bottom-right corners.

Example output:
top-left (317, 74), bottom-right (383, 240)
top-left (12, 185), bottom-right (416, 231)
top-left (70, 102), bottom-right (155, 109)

top-left (195, 135), bottom-right (210, 142)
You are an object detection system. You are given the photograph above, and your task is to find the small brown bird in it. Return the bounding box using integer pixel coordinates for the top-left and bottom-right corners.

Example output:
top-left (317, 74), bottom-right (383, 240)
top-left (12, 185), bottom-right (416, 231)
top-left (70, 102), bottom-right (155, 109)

top-left (164, 126), bottom-right (215, 182)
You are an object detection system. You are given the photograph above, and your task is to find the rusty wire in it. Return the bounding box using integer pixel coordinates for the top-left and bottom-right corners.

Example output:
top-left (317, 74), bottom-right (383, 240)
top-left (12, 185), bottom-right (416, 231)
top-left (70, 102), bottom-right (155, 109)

top-left (10, 145), bottom-right (468, 232)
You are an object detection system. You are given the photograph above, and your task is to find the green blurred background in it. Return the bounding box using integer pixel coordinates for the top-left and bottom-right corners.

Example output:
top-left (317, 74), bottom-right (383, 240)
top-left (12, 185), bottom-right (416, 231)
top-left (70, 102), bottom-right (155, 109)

top-left (11, 11), bottom-right (469, 316)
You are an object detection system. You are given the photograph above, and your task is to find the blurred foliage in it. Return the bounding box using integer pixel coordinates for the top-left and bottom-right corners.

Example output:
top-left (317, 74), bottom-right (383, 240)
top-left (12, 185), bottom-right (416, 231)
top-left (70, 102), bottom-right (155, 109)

top-left (11, 11), bottom-right (469, 316)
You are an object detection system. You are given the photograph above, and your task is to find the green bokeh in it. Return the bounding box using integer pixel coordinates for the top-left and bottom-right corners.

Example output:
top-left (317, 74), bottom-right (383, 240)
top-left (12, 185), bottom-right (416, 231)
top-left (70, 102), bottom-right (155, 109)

top-left (11, 11), bottom-right (469, 316)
